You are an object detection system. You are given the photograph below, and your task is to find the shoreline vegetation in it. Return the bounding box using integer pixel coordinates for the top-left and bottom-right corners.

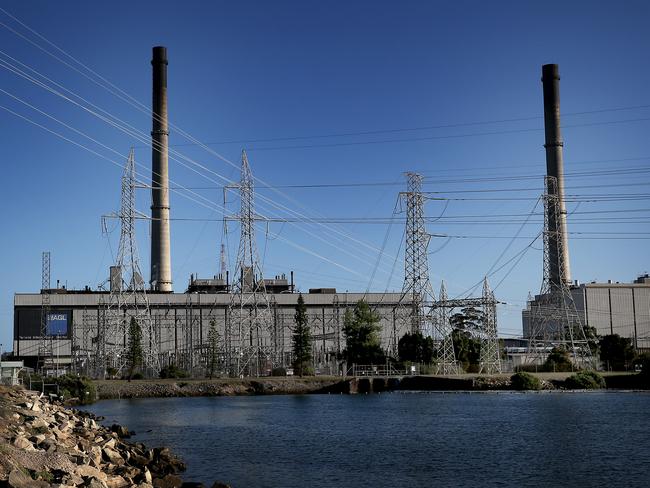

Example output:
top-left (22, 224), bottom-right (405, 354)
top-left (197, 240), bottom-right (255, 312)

top-left (91, 371), bottom-right (648, 400)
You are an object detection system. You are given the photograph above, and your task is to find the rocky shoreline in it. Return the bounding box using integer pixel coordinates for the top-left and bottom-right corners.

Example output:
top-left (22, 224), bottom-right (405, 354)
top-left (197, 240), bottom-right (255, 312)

top-left (0, 386), bottom-right (226, 487)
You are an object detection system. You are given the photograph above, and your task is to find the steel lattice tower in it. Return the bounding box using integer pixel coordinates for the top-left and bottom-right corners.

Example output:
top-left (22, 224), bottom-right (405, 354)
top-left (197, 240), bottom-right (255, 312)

top-left (397, 173), bottom-right (436, 336)
top-left (479, 278), bottom-right (501, 374)
top-left (526, 176), bottom-right (594, 367)
top-left (435, 282), bottom-right (460, 374)
top-left (38, 251), bottom-right (53, 373)
top-left (395, 173), bottom-right (458, 372)
top-left (98, 149), bottom-right (159, 378)
top-left (226, 150), bottom-right (275, 377)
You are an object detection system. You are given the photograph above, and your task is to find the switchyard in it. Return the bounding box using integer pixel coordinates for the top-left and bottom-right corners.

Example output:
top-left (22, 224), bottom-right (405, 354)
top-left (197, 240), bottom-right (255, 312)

top-left (10, 49), bottom-right (649, 377)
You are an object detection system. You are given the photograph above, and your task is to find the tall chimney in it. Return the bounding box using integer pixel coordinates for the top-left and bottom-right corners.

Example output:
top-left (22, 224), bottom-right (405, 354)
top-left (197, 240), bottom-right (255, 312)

top-left (150, 46), bottom-right (172, 292)
top-left (541, 64), bottom-right (571, 287)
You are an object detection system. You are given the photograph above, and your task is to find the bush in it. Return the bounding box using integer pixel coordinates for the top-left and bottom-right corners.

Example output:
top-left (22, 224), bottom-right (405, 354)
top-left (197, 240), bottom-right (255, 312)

top-left (565, 370), bottom-right (606, 389)
top-left (510, 372), bottom-right (541, 391)
top-left (159, 365), bottom-right (189, 379)
top-left (53, 375), bottom-right (97, 404)
top-left (543, 347), bottom-right (574, 372)
top-left (271, 367), bottom-right (287, 377)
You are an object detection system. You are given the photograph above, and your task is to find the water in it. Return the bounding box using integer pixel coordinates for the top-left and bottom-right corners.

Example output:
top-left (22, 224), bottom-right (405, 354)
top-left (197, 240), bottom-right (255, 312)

top-left (85, 392), bottom-right (650, 487)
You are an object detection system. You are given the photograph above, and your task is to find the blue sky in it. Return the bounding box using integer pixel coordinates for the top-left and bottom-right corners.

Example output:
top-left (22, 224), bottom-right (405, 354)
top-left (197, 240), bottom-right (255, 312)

top-left (1, 0), bottom-right (649, 350)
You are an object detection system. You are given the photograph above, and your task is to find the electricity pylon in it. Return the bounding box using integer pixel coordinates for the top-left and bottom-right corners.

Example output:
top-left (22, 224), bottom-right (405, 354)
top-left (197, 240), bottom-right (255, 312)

top-left (395, 172), bottom-right (458, 372)
top-left (479, 278), bottom-right (501, 374)
top-left (98, 149), bottom-right (159, 378)
top-left (38, 251), bottom-right (53, 373)
top-left (526, 176), bottom-right (595, 367)
top-left (226, 150), bottom-right (275, 377)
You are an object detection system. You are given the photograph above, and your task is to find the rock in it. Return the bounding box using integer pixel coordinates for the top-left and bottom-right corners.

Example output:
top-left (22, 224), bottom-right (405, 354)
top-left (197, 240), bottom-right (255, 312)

top-left (106, 475), bottom-right (130, 488)
top-left (29, 434), bottom-right (47, 446)
top-left (129, 452), bottom-right (150, 467)
top-left (30, 418), bottom-right (49, 430)
top-left (8, 467), bottom-right (32, 488)
top-left (152, 474), bottom-right (183, 488)
top-left (63, 473), bottom-right (84, 486)
top-left (102, 447), bottom-right (124, 465)
top-left (103, 438), bottom-right (117, 449)
top-left (110, 424), bottom-right (132, 438)
top-left (13, 435), bottom-right (35, 451)
top-left (144, 468), bottom-right (153, 484)
top-left (75, 465), bottom-right (108, 481)
top-left (89, 446), bottom-right (103, 466)
top-left (87, 478), bottom-right (109, 488)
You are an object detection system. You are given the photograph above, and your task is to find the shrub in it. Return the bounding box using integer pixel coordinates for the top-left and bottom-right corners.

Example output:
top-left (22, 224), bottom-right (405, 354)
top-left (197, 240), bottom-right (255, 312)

top-left (565, 370), bottom-right (606, 389)
top-left (510, 372), bottom-right (541, 391)
top-left (53, 375), bottom-right (96, 404)
top-left (271, 367), bottom-right (287, 377)
top-left (543, 347), bottom-right (574, 372)
top-left (159, 365), bottom-right (189, 379)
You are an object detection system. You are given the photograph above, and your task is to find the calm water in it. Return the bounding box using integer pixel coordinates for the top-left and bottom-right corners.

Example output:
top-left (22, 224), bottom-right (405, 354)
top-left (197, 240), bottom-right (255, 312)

top-left (86, 392), bottom-right (650, 487)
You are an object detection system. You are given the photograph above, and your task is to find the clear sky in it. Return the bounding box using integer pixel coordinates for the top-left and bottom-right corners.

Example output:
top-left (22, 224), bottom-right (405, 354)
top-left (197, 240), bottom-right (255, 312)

top-left (1, 0), bottom-right (649, 351)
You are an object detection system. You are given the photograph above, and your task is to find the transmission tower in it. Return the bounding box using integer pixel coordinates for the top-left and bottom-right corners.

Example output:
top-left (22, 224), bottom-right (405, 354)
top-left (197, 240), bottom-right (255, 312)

top-left (395, 173), bottom-right (458, 372)
top-left (98, 149), bottom-right (159, 378)
top-left (226, 150), bottom-right (275, 377)
top-left (479, 278), bottom-right (501, 374)
top-left (38, 251), bottom-right (53, 373)
top-left (435, 282), bottom-right (460, 374)
top-left (396, 173), bottom-right (436, 335)
top-left (526, 176), bottom-right (595, 367)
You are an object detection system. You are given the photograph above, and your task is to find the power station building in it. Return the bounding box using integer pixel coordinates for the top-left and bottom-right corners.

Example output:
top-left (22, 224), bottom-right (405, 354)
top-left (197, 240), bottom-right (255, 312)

top-left (12, 285), bottom-right (409, 375)
top-left (523, 275), bottom-right (650, 352)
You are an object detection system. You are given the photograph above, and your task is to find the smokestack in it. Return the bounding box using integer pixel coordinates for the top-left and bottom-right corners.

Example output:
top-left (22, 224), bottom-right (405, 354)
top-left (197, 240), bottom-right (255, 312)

top-left (541, 64), bottom-right (571, 287)
top-left (150, 46), bottom-right (172, 292)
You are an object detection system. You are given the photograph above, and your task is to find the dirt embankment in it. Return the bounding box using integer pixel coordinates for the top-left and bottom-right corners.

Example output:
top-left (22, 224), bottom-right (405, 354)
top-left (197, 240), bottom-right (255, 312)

top-left (0, 386), bottom-right (225, 487)
top-left (94, 377), bottom-right (345, 399)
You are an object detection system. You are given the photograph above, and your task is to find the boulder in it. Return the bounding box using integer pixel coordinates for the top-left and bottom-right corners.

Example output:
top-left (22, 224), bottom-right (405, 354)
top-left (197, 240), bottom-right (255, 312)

top-left (106, 475), bottom-right (130, 488)
top-left (102, 447), bottom-right (124, 465)
top-left (110, 424), bottom-right (132, 438)
top-left (13, 435), bottom-right (35, 451)
top-left (30, 418), bottom-right (49, 430)
top-left (152, 474), bottom-right (183, 488)
top-left (75, 464), bottom-right (108, 481)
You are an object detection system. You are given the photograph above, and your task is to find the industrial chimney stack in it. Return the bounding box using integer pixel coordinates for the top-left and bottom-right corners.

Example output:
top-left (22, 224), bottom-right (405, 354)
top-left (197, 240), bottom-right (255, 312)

top-left (150, 46), bottom-right (172, 292)
top-left (541, 64), bottom-right (571, 288)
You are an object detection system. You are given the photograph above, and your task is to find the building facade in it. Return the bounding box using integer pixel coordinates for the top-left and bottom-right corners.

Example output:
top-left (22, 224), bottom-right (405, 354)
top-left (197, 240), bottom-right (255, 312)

top-left (523, 275), bottom-right (650, 352)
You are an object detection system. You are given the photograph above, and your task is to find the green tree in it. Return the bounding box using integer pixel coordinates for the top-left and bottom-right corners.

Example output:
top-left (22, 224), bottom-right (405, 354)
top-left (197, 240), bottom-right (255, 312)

top-left (449, 306), bottom-right (485, 331)
top-left (126, 317), bottom-right (143, 381)
top-left (451, 329), bottom-right (481, 372)
top-left (343, 300), bottom-right (385, 365)
top-left (599, 334), bottom-right (635, 371)
top-left (398, 332), bottom-right (434, 363)
top-left (207, 318), bottom-right (220, 379)
top-left (292, 294), bottom-right (313, 376)
top-left (543, 346), bottom-right (573, 372)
